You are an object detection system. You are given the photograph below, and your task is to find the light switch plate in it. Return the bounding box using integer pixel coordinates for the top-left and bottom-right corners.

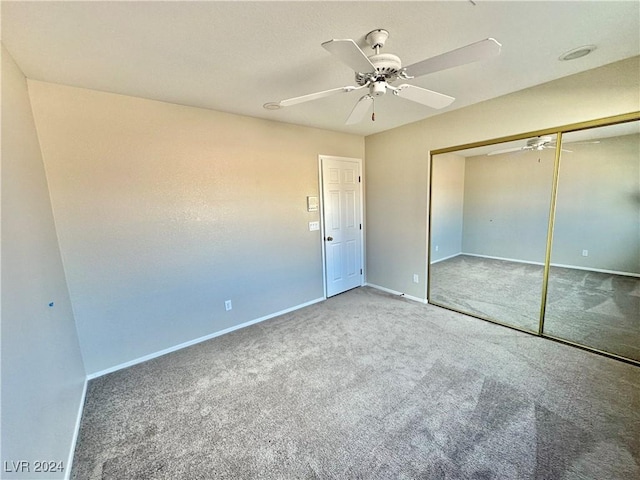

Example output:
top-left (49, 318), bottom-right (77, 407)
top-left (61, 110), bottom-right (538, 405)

top-left (307, 196), bottom-right (318, 212)
top-left (309, 221), bottom-right (320, 231)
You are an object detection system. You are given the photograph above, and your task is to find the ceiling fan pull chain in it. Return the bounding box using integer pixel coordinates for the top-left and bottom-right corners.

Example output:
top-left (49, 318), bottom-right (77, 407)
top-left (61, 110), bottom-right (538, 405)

top-left (372, 98), bottom-right (376, 121)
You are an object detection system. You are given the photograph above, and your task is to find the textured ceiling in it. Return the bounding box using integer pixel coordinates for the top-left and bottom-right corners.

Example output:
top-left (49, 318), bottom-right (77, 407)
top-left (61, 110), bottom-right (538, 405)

top-left (2, 1), bottom-right (639, 136)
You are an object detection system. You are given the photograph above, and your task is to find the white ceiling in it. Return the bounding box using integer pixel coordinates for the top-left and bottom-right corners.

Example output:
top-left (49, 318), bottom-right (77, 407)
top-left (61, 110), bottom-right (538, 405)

top-left (2, 1), bottom-right (639, 136)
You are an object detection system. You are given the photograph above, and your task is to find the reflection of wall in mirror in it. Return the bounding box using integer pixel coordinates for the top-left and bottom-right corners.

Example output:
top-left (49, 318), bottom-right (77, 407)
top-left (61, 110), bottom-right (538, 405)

top-left (431, 130), bottom-right (639, 275)
top-left (552, 132), bottom-right (639, 275)
top-left (431, 153), bottom-right (465, 263)
top-left (461, 147), bottom-right (556, 264)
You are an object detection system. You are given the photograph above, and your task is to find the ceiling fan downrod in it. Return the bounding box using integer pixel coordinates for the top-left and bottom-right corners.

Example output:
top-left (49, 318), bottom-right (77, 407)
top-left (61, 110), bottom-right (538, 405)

top-left (366, 29), bottom-right (389, 53)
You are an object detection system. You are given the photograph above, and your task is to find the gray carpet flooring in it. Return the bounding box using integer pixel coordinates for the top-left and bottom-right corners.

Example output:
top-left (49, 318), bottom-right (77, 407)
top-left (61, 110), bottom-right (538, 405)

top-left (429, 255), bottom-right (640, 362)
top-left (71, 287), bottom-right (640, 479)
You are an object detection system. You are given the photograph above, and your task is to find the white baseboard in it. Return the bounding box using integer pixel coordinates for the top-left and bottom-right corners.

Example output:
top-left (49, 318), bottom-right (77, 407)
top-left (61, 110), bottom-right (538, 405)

top-left (430, 252), bottom-right (462, 264)
top-left (461, 252), bottom-right (544, 266)
top-left (87, 297), bottom-right (325, 380)
top-left (461, 252), bottom-right (640, 278)
top-left (65, 376), bottom-right (88, 480)
top-left (549, 262), bottom-right (640, 278)
top-left (365, 283), bottom-right (427, 304)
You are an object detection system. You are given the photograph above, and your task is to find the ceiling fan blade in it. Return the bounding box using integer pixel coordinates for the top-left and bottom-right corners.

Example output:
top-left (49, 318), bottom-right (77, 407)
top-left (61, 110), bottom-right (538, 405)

top-left (322, 39), bottom-right (376, 73)
top-left (563, 140), bottom-right (601, 145)
top-left (542, 144), bottom-right (573, 153)
top-left (403, 38), bottom-right (502, 78)
top-left (550, 140), bottom-right (600, 145)
top-left (394, 84), bottom-right (455, 109)
top-left (275, 85), bottom-right (365, 108)
top-left (345, 94), bottom-right (374, 125)
top-left (487, 146), bottom-right (525, 156)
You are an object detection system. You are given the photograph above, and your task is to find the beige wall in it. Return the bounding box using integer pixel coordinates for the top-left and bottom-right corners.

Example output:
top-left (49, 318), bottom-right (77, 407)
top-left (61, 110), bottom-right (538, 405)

top-left (365, 56), bottom-right (640, 299)
top-left (28, 81), bottom-right (364, 374)
top-left (1, 45), bottom-right (86, 477)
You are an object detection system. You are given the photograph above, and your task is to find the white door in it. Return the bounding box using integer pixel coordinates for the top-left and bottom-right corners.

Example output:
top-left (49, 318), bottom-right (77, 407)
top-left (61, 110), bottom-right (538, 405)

top-left (321, 156), bottom-right (363, 297)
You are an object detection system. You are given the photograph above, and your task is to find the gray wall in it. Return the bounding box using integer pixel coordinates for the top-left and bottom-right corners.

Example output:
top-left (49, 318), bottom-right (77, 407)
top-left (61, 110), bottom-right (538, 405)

top-left (1, 45), bottom-right (86, 478)
top-left (27, 80), bottom-right (364, 375)
top-left (365, 56), bottom-right (640, 298)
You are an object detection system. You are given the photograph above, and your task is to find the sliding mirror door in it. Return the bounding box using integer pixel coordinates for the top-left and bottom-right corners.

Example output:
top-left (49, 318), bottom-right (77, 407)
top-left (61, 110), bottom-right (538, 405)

top-left (545, 121), bottom-right (640, 361)
top-left (430, 135), bottom-right (557, 332)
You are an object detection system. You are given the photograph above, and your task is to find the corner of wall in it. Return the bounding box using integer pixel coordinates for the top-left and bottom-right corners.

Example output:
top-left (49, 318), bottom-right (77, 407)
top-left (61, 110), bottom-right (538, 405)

top-left (1, 43), bottom-right (87, 479)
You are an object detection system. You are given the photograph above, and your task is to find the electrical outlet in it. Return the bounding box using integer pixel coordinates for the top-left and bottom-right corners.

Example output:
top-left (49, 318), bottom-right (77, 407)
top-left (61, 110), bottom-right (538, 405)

top-left (582, 250), bottom-right (589, 257)
top-left (435, 245), bottom-right (439, 252)
top-left (413, 274), bottom-right (419, 284)
top-left (225, 300), bottom-right (232, 311)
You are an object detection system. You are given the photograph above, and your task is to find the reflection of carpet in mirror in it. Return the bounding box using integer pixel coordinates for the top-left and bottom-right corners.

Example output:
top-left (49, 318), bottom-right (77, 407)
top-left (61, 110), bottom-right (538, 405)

top-left (430, 255), bottom-right (640, 362)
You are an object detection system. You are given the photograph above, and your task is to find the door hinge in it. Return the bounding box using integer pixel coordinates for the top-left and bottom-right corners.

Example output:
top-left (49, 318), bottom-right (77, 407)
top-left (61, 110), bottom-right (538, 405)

top-left (358, 176), bottom-right (361, 183)
top-left (360, 268), bottom-right (363, 275)
top-left (359, 224), bottom-right (362, 230)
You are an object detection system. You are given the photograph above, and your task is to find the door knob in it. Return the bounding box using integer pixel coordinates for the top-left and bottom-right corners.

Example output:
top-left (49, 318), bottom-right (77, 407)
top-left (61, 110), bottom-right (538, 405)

top-left (326, 236), bottom-right (333, 241)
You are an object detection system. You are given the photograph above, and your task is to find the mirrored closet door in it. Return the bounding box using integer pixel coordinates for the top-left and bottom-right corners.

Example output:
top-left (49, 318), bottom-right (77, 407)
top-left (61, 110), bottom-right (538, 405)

top-left (429, 135), bottom-right (557, 333)
top-left (544, 121), bottom-right (640, 361)
top-left (429, 115), bottom-right (640, 364)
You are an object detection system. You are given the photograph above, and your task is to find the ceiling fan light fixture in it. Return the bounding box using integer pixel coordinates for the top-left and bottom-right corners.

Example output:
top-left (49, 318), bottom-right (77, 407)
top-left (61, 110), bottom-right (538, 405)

top-left (370, 79), bottom-right (387, 96)
top-left (559, 45), bottom-right (596, 61)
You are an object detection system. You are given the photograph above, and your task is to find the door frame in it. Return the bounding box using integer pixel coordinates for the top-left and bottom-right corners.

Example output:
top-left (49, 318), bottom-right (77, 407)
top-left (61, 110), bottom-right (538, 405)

top-left (318, 155), bottom-right (365, 298)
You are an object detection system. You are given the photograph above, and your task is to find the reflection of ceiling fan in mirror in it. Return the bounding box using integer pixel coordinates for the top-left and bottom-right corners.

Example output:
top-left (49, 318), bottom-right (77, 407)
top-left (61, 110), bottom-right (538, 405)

top-left (264, 29), bottom-right (501, 124)
top-left (487, 136), bottom-right (600, 156)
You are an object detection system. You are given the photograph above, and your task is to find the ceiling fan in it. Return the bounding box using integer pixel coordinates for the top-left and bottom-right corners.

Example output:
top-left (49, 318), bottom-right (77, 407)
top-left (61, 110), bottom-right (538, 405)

top-left (487, 136), bottom-right (601, 156)
top-left (488, 136), bottom-right (560, 156)
top-left (263, 29), bottom-right (501, 124)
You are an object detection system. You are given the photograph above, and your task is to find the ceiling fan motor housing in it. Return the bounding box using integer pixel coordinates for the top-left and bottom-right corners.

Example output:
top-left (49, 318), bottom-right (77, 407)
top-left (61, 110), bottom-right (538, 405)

top-left (527, 135), bottom-right (553, 149)
top-left (355, 53), bottom-right (402, 86)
